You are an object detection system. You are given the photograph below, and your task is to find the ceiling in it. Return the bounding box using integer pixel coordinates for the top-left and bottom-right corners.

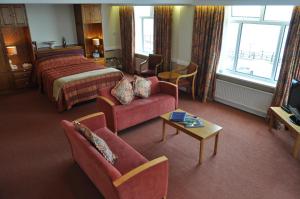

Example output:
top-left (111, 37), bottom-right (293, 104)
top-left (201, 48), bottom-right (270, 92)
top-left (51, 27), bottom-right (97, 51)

top-left (0, 0), bottom-right (298, 5)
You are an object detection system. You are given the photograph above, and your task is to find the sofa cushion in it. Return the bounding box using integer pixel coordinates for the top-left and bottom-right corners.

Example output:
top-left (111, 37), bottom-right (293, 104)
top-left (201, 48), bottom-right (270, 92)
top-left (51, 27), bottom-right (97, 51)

top-left (114, 93), bottom-right (176, 131)
top-left (133, 76), bottom-right (152, 98)
top-left (147, 76), bottom-right (160, 95)
top-left (94, 127), bottom-right (148, 174)
top-left (73, 121), bottom-right (118, 164)
top-left (111, 78), bottom-right (134, 105)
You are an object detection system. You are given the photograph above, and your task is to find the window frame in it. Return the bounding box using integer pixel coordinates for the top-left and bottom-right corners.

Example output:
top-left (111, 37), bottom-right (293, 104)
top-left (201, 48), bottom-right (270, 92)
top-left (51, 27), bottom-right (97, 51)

top-left (219, 6), bottom-right (291, 86)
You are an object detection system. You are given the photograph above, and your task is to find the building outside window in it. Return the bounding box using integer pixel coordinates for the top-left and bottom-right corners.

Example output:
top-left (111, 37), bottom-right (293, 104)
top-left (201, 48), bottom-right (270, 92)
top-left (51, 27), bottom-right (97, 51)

top-left (134, 6), bottom-right (154, 55)
top-left (218, 6), bottom-right (293, 86)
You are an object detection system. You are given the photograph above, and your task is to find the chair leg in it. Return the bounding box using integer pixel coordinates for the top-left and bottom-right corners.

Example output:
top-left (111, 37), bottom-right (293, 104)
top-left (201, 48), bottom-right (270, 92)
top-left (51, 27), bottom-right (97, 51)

top-left (192, 85), bottom-right (195, 100)
top-left (163, 196), bottom-right (167, 199)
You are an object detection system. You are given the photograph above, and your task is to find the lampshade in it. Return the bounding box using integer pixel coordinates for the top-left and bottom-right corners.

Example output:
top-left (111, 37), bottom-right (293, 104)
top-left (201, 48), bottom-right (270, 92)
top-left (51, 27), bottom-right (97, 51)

top-left (92, 38), bottom-right (100, 46)
top-left (6, 46), bottom-right (17, 56)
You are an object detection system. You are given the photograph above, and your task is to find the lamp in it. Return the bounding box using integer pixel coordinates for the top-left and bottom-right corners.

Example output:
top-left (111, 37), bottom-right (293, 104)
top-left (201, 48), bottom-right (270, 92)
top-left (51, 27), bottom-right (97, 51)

top-left (92, 38), bottom-right (103, 59)
top-left (6, 46), bottom-right (18, 70)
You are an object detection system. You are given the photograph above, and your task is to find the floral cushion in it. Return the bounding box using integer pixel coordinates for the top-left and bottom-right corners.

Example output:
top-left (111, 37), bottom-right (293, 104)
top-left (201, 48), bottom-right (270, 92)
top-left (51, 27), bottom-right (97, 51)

top-left (73, 121), bottom-right (117, 164)
top-left (111, 78), bottom-right (134, 105)
top-left (133, 76), bottom-right (152, 98)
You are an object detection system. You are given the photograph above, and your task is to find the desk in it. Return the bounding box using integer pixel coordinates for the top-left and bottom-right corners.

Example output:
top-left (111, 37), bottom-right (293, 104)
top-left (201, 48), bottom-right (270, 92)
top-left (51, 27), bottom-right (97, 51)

top-left (269, 107), bottom-right (300, 159)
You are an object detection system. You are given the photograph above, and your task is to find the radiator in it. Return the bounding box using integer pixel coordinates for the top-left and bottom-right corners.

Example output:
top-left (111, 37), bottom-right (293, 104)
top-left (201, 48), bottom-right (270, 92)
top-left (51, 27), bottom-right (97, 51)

top-left (214, 79), bottom-right (273, 117)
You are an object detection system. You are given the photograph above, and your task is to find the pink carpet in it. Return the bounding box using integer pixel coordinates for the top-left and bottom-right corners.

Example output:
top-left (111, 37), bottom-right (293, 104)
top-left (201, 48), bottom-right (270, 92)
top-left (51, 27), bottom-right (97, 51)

top-left (0, 89), bottom-right (299, 199)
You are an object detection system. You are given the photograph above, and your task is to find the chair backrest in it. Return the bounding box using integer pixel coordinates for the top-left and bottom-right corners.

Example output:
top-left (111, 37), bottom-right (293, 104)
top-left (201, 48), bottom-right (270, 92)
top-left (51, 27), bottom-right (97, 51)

top-left (187, 62), bottom-right (198, 75)
top-left (148, 54), bottom-right (163, 70)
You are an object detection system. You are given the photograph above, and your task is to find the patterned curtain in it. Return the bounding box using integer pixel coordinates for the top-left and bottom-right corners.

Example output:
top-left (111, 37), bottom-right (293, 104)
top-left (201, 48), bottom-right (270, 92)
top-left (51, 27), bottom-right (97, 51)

top-left (271, 6), bottom-right (300, 107)
top-left (154, 6), bottom-right (173, 72)
top-left (119, 6), bottom-right (135, 74)
top-left (191, 6), bottom-right (224, 102)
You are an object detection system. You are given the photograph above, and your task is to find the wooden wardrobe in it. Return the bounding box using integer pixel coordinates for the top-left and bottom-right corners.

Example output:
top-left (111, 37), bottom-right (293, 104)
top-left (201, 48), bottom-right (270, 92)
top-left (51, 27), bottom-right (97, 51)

top-left (0, 4), bottom-right (34, 93)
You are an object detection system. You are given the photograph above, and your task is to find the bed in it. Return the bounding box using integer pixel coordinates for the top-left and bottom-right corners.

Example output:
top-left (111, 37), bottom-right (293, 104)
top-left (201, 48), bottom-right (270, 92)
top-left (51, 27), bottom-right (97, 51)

top-left (34, 46), bottom-right (123, 111)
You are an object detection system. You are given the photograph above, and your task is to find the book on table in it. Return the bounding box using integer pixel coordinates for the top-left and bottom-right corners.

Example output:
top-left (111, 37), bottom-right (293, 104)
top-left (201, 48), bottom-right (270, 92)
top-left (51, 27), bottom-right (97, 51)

top-left (170, 112), bottom-right (187, 122)
top-left (170, 111), bottom-right (204, 128)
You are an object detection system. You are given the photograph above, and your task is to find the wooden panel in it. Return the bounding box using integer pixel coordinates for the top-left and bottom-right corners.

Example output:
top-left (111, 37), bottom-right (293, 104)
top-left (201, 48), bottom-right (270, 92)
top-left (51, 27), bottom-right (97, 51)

top-left (13, 5), bottom-right (27, 26)
top-left (0, 5), bottom-right (14, 26)
top-left (91, 5), bottom-right (101, 23)
top-left (0, 73), bottom-right (12, 91)
top-left (2, 27), bottom-right (33, 65)
top-left (82, 5), bottom-right (101, 24)
top-left (82, 5), bottom-right (92, 24)
top-left (14, 77), bottom-right (29, 89)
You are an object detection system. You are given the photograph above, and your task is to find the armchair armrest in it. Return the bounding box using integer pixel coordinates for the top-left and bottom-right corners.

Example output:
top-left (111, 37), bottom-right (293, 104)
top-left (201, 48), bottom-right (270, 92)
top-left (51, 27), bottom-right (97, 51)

top-left (97, 96), bottom-right (117, 133)
top-left (74, 112), bottom-right (107, 131)
top-left (175, 71), bottom-right (197, 85)
top-left (139, 58), bottom-right (149, 73)
top-left (159, 81), bottom-right (178, 108)
top-left (113, 156), bottom-right (168, 199)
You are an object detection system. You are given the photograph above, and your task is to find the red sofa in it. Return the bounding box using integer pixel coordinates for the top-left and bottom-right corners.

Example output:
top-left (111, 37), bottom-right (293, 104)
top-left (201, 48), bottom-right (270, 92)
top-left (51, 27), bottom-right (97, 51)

top-left (97, 76), bottom-right (178, 133)
top-left (61, 112), bottom-right (169, 199)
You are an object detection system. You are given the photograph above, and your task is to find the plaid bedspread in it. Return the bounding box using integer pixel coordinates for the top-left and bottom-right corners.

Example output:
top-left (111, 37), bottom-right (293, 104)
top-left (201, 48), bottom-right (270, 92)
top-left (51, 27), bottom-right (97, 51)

top-left (36, 55), bottom-right (123, 111)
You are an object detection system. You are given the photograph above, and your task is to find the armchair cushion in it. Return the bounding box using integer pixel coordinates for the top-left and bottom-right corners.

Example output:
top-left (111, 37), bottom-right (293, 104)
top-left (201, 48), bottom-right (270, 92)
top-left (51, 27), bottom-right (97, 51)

top-left (73, 121), bottom-right (118, 165)
top-left (93, 128), bottom-right (148, 175)
top-left (111, 78), bottom-right (134, 105)
top-left (133, 76), bottom-right (152, 98)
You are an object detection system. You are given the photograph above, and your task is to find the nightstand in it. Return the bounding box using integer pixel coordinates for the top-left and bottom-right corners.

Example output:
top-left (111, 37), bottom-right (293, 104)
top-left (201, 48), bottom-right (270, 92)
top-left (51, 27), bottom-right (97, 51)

top-left (88, 58), bottom-right (106, 66)
top-left (12, 67), bottom-right (32, 89)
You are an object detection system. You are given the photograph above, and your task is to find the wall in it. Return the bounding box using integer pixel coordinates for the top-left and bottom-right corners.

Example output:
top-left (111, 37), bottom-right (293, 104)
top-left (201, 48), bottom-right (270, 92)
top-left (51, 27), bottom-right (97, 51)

top-left (25, 4), bottom-right (77, 48)
top-left (171, 6), bottom-right (194, 68)
top-left (101, 5), bottom-right (121, 50)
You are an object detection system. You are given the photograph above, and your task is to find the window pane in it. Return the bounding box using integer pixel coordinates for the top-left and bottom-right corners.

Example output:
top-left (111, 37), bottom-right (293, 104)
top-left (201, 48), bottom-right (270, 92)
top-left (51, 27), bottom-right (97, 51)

top-left (264, 6), bottom-right (293, 22)
top-left (231, 6), bottom-right (261, 18)
top-left (142, 18), bottom-right (153, 53)
top-left (218, 23), bottom-right (239, 73)
top-left (275, 26), bottom-right (289, 81)
top-left (134, 6), bottom-right (153, 54)
top-left (236, 24), bottom-right (281, 79)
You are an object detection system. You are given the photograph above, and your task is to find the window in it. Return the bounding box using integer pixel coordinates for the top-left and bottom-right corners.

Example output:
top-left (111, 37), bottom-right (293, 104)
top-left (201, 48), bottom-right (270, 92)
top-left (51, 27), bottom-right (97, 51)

top-left (218, 6), bottom-right (293, 86)
top-left (134, 6), bottom-right (154, 55)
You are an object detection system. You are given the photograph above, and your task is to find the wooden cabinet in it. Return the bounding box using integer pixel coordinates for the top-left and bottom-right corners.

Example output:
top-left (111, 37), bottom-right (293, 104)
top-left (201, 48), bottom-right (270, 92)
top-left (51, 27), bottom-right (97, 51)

top-left (82, 5), bottom-right (101, 24)
top-left (74, 4), bottom-right (104, 58)
top-left (0, 4), bottom-right (32, 93)
top-left (12, 68), bottom-right (32, 89)
top-left (0, 5), bottom-right (27, 26)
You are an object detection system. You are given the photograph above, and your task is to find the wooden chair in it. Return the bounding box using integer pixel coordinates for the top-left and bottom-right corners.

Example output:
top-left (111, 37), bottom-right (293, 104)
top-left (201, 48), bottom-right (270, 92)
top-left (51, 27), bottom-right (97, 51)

top-left (139, 54), bottom-right (163, 77)
top-left (171, 62), bottom-right (198, 100)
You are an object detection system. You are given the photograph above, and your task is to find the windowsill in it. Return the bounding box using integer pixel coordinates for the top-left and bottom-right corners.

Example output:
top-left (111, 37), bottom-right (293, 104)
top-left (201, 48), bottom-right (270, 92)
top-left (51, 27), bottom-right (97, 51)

top-left (216, 71), bottom-right (276, 93)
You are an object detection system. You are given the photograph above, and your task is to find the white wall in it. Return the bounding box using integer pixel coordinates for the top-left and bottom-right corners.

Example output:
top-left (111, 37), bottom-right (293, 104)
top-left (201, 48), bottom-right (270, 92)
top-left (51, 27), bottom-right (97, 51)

top-left (171, 6), bottom-right (194, 66)
top-left (25, 4), bottom-right (77, 48)
top-left (101, 5), bottom-right (121, 50)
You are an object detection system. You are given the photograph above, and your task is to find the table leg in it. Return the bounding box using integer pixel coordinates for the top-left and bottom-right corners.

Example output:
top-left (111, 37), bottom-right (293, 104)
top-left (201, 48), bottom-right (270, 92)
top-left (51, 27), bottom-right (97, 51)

top-left (292, 134), bottom-right (300, 159)
top-left (162, 120), bottom-right (166, 142)
top-left (214, 133), bottom-right (219, 155)
top-left (199, 140), bottom-right (204, 165)
top-left (269, 112), bottom-right (274, 132)
top-left (176, 129), bottom-right (179, 135)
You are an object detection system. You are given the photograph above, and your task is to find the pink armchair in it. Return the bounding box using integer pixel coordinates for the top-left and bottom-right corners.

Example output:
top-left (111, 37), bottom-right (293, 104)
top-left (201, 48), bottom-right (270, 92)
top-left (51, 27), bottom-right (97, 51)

top-left (61, 112), bottom-right (169, 199)
top-left (97, 76), bottom-right (178, 134)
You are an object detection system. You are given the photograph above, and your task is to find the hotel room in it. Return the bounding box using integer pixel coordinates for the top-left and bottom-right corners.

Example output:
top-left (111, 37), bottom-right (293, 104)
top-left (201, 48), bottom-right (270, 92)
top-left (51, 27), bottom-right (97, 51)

top-left (0, 0), bottom-right (299, 199)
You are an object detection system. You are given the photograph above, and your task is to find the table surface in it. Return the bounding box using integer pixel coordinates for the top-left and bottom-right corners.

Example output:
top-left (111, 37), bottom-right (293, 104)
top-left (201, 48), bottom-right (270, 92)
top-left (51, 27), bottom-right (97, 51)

top-left (160, 109), bottom-right (222, 140)
top-left (270, 107), bottom-right (300, 133)
top-left (158, 71), bottom-right (181, 80)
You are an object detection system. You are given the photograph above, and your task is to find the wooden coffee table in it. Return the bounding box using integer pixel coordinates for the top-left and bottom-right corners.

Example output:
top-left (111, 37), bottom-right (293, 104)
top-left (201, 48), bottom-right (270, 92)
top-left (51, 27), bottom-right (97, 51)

top-left (160, 109), bottom-right (222, 165)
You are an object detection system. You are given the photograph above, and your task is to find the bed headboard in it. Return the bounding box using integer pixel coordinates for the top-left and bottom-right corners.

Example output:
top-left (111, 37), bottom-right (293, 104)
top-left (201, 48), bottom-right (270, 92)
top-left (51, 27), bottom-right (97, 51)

top-left (32, 43), bottom-right (84, 61)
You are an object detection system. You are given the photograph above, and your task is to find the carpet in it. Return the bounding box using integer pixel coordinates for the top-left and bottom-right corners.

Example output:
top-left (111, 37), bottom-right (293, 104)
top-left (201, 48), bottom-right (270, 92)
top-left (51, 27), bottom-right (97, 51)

top-left (0, 89), bottom-right (299, 199)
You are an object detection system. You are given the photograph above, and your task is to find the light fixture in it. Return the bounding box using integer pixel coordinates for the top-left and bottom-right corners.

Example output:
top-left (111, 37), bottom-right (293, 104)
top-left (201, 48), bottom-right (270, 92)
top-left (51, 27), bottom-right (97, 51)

top-left (6, 46), bottom-right (18, 70)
